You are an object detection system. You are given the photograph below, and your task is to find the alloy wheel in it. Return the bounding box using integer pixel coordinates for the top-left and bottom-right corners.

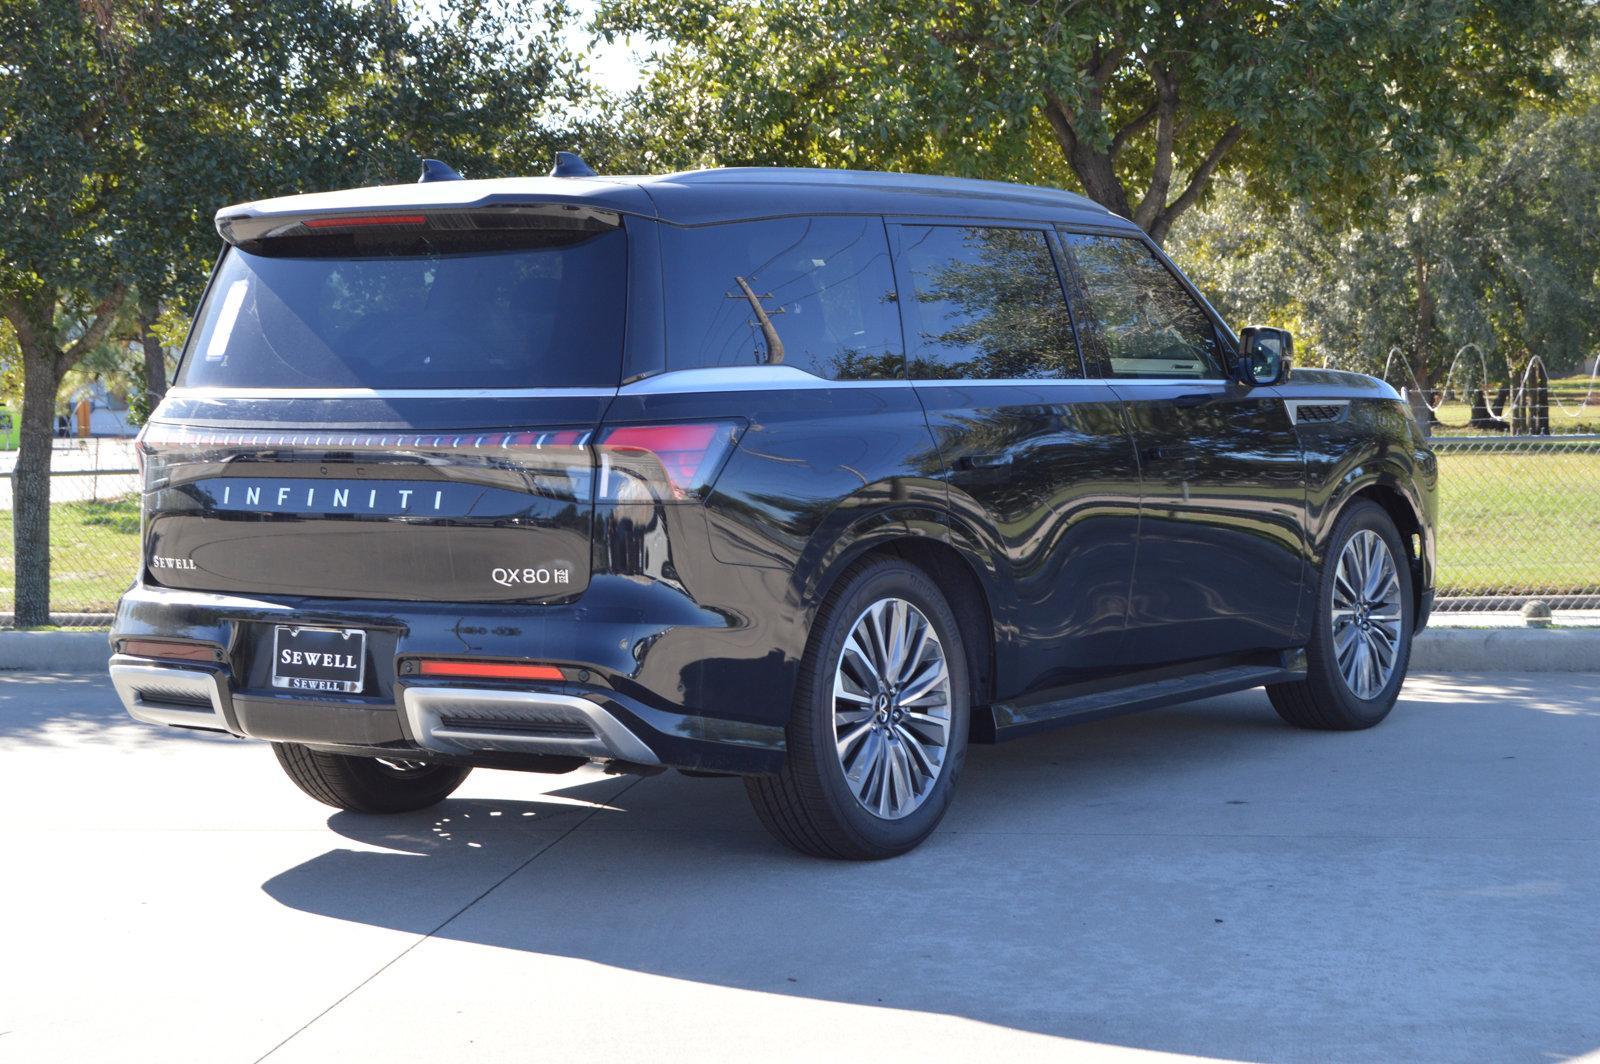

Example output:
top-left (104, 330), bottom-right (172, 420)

top-left (832, 597), bottom-right (953, 820)
top-left (1331, 530), bottom-right (1404, 700)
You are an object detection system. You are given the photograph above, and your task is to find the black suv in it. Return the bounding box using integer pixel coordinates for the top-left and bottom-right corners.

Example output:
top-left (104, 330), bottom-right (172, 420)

top-left (111, 160), bottom-right (1436, 859)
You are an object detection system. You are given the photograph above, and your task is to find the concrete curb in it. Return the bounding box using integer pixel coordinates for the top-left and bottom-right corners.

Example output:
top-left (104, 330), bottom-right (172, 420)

top-left (0, 631), bottom-right (113, 673)
top-left (1, 626), bottom-right (1595, 675)
top-left (1410, 626), bottom-right (1600, 672)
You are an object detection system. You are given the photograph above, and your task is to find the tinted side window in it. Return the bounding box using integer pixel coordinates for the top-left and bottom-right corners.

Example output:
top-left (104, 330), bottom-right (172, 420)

top-left (1059, 233), bottom-right (1223, 380)
top-left (660, 216), bottom-right (903, 380)
top-left (893, 225), bottom-right (1080, 380)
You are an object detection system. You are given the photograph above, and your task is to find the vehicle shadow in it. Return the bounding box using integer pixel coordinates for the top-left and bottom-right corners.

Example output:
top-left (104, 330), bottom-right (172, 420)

top-left (262, 677), bottom-right (1600, 1062)
top-left (0, 671), bottom-right (234, 748)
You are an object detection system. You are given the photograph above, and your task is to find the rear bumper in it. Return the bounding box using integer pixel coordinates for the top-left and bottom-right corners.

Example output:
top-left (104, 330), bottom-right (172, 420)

top-left (109, 652), bottom-right (783, 773)
top-left (108, 585), bottom-right (788, 775)
top-left (107, 654), bottom-right (701, 766)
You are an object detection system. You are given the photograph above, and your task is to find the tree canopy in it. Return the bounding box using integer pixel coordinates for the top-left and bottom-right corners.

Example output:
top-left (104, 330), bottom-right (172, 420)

top-left (601, 0), bottom-right (1595, 244)
top-left (1173, 59), bottom-right (1600, 388)
top-left (0, 0), bottom-right (585, 623)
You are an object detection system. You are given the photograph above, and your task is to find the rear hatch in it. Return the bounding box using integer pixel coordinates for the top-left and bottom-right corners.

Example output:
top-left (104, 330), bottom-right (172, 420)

top-left (141, 206), bottom-right (626, 603)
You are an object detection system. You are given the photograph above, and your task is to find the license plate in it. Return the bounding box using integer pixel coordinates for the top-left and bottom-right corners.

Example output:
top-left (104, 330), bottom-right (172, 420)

top-left (272, 626), bottom-right (367, 693)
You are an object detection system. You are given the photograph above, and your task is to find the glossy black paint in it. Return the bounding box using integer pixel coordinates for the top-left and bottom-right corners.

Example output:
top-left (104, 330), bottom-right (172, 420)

top-left (1110, 381), bottom-right (1307, 665)
top-left (916, 381), bottom-right (1141, 693)
top-left (115, 168), bottom-right (1437, 775)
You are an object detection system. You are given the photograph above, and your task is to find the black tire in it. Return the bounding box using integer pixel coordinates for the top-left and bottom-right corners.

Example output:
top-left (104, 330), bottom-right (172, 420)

top-left (1268, 501), bottom-right (1414, 730)
top-left (272, 742), bottom-right (471, 813)
top-left (745, 556), bottom-right (971, 859)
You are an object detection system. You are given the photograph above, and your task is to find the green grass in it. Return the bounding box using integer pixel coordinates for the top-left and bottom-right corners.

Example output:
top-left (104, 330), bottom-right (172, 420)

top-left (1435, 449), bottom-right (1600, 597)
top-left (0, 495), bottom-right (141, 615)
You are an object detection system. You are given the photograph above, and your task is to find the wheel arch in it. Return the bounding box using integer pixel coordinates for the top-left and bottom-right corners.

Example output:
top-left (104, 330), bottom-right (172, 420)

top-left (1325, 473), bottom-right (1430, 627)
top-left (798, 507), bottom-right (1002, 716)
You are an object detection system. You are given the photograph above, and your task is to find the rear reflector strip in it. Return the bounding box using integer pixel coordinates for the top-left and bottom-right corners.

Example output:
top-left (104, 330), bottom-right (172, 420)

top-left (417, 660), bottom-right (565, 681)
top-left (120, 639), bottom-right (217, 662)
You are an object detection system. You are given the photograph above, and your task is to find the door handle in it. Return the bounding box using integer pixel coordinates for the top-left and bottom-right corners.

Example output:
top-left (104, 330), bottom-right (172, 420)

top-left (1172, 392), bottom-right (1215, 409)
top-left (956, 452), bottom-right (1013, 470)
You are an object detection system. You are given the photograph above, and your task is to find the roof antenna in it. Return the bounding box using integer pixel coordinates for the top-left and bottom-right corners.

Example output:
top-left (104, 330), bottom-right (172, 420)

top-left (418, 159), bottom-right (464, 183)
top-left (550, 151), bottom-right (597, 178)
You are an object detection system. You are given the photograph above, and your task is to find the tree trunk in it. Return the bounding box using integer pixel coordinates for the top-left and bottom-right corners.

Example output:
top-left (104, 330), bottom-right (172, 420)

top-left (1413, 251), bottom-right (1435, 398)
top-left (138, 300), bottom-right (167, 407)
top-left (13, 347), bottom-right (65, 627)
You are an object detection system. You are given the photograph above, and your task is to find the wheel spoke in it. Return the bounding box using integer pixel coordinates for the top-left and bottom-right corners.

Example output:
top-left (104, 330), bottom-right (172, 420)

top-left (897, 723), bottom-right (938, 780)
top-left (902, 709), bottom-right (949, 745)
top-left (899, 663), bottom-right (948, 707)
top-left (837, 720), bottom-right (874, 763)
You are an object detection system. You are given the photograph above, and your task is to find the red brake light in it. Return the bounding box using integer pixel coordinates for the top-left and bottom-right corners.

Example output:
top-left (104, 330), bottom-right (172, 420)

top-left (303, 214), bottom-right (427, 229)
top-left (597, 421), bottom-right (741, 502)
top-left (417, 660), bottom-right (565, 681)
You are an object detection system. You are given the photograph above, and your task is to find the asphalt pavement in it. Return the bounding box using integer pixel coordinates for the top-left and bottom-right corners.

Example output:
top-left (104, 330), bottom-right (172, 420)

top-left (1, 670), bottom-right (1596, 1063)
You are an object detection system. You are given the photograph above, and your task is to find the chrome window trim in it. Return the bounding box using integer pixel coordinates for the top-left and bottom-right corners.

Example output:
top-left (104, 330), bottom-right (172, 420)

top-left (168, 372), bottom-right (1330, 399)
top-left (620, 367), bottom-right (900, 392)
top-left (165, 386), bottom-right (618, 401)
top-left (618, 367), bottom-right (1243, 394)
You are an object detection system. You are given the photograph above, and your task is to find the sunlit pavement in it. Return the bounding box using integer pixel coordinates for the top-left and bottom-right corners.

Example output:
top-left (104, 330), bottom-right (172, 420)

top-left (1, 672), bottom-right (1596, 1063)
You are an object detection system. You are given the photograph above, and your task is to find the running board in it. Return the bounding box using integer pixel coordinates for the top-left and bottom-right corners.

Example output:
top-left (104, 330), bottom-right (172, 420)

top-left (981, 652), bottom-right (1307, 743)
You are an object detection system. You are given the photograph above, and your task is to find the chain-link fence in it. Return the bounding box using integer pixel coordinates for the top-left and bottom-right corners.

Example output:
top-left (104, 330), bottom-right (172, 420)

top-left (1431, 434), bottom-right (1600, 610)
top-left (0, 439), bottom-right (140, 624)
top-left (1, 431), bottom-right (1597, 624)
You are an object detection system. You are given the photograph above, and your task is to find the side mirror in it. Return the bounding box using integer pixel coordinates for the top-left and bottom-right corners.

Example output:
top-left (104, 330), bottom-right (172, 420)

top-left (1237, 326), bottom-right (1293, 387)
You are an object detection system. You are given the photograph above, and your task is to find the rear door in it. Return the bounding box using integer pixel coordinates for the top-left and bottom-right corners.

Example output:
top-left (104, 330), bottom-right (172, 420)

top-left (1057, 230), bottom-right (1306, 664)
top-left (890, 221), bottom-right (1142, 695)
top-left (142, 207), bottom-right (629, 603)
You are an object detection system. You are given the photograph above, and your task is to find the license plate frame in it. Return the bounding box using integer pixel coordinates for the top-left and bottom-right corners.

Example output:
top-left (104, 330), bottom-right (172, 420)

top-left (271, 625), bottom-right (368, 694)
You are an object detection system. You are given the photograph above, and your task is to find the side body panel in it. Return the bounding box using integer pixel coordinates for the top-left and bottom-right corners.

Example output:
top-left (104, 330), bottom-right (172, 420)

top-left (601, 374), bottom-right (950, 731)
top-left (1109, 381), bottom-right (1308, 664)
top-left (1276, 370), bottom-right (1438, 634)
top-left (915, 381), bottom-right (1142, 695)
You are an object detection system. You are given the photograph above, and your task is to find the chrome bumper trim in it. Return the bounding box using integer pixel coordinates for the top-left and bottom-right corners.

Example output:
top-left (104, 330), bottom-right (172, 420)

top-left (109, 658), bottom-right (231, 733)
top-left (401, 687), bottom-right (660, 764)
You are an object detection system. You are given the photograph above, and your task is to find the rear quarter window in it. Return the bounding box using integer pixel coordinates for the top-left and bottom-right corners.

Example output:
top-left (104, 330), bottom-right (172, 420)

top-left (659, 216), bottom-right (904, 381)
top-left (178, 226), bottom-right (627, 390)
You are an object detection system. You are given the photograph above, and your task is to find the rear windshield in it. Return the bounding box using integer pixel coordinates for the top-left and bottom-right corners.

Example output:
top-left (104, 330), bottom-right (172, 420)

top-left (178, 227), bottom-right (626, 390)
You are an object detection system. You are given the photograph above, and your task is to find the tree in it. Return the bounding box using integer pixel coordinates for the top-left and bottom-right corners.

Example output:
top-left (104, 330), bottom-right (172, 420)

top-left (1172, 61), bottom-right (1600, 395)
top-left (600, 0), bottom-right (1593, 244)
top-left (0, 0), bottom-right (588, 624)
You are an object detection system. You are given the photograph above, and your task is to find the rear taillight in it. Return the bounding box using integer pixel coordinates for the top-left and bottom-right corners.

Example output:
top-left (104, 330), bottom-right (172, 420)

top-left (597, 421), bottom-right (742, 503)
top-left (133, 422), bottom-right (149, 483)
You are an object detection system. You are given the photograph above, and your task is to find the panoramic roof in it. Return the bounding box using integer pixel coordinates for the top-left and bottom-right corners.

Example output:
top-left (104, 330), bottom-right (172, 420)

top-left (217, 165), bottom-right (1126, 231)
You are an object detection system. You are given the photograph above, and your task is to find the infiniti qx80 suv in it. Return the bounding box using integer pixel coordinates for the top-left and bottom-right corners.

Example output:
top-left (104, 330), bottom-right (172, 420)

top-left (111, 158), bottom-right (1436, 859)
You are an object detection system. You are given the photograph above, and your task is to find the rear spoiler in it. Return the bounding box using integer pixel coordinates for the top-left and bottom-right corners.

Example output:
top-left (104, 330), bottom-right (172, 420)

top-left (216, 204), bottom-right (622, 256)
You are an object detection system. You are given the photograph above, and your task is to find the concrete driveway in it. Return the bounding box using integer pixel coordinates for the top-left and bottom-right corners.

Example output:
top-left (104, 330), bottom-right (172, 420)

top-left (1, 671), bottom-right (1596, 1063)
